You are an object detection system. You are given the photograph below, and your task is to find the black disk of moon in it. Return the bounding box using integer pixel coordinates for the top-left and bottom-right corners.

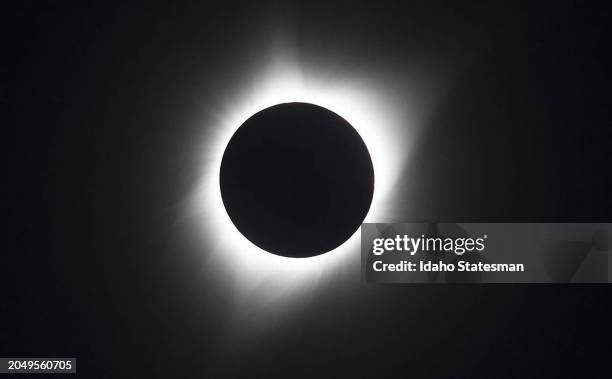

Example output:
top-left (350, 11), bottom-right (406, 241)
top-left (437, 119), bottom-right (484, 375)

top-left (220, 102), bottom-right (374, 258)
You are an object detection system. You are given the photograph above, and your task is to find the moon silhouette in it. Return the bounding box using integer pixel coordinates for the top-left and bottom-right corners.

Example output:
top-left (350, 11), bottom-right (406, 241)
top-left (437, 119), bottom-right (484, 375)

top-left (220, 102), bottom-right (374, 258)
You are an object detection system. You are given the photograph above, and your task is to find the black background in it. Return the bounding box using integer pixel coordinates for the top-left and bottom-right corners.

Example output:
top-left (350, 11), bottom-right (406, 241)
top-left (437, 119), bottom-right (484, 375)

top-left (5, 1), bottom-right (611, 378)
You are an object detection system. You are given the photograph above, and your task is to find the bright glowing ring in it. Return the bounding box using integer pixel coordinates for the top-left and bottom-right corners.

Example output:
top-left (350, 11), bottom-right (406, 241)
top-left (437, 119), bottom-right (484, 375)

top-left (188, 54), bottom-right (414, 300)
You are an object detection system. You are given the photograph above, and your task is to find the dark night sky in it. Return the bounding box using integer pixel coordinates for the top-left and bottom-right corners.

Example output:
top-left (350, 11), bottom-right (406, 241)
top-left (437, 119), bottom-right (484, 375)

top-left (4, 1), bottom-right (612, 378)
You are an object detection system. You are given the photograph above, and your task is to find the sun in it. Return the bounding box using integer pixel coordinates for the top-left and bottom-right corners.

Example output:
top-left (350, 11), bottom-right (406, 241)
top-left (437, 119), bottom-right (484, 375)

top-left (186, 50), bottom-right (414, 304)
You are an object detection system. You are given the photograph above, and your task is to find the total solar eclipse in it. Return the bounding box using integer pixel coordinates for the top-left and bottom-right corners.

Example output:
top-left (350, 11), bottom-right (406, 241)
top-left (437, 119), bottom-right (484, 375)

top-left (220, 102), bottom-right (374, 258)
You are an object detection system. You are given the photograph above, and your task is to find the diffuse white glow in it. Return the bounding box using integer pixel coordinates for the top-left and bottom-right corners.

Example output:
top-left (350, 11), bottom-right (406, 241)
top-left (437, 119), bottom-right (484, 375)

top-left (187, 49), bottom-right (418, 307)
